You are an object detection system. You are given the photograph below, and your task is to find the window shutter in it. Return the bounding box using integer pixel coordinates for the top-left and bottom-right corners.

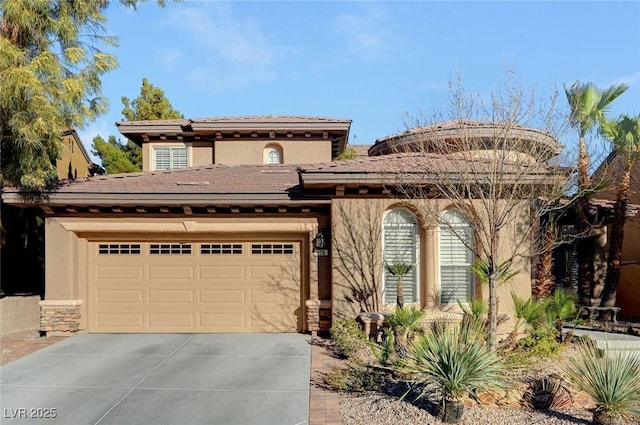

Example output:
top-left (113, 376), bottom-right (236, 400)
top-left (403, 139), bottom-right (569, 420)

top-left (171, 147), bottom-right (188, 168)
top-left (154, 147), bottom-right (170, 170)
top-left (383, 209), bottom-right (418, 304)
top-left (439, 211), bottom-right (473, 304)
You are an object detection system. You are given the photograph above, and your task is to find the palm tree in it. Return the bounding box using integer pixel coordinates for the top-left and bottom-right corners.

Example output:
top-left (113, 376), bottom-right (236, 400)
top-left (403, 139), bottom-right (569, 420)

top-left (599, 115), bottom-right (640, 312)
top-left (564, 81), bottom-right (628, 305)
top-left (384, 261), bottom-right (414, 308)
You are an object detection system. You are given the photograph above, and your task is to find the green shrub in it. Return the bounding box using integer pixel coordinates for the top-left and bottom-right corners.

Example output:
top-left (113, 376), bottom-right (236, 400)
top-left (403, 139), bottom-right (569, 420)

top-left (330, 318), bottom-right (368, 359)
top-left (566, 341), bottom-right (640, 424)
top-left (370, 327), bottom-right (395, 367)
top-left (324, 365), bottom-right (383, 392)
top-left (401, 319), bottom-right (506, 423)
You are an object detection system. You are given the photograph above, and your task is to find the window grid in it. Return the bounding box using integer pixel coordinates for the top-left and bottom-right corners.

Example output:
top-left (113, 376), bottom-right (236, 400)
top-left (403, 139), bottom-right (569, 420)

top-left (201, 243), bottom-right (243, 255)
top-left (98, 244), bottom-right (141, 255)
top-left (153, 146), bottom-right (188, 170)
top-left (149, 243), bottom-right (192, 255)
top-left (251, 243), bottom-right (294, 254)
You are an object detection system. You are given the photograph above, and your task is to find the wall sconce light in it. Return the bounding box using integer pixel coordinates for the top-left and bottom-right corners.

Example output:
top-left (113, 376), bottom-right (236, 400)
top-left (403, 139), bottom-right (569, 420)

top-left (313, 229), bottom-right (329, 257)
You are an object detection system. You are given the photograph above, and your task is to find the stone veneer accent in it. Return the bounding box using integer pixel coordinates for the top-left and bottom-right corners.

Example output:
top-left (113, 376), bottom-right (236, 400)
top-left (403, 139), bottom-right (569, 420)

top-left (39, 300), bottom-right (83, 334)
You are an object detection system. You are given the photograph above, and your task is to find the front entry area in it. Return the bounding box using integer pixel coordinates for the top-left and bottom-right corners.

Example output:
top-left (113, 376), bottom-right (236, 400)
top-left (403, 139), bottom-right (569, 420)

top-left (87, 240), bottom-right (303, 333)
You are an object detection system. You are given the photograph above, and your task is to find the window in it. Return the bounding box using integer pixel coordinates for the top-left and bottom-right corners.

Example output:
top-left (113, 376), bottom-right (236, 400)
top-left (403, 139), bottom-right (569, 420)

top-left (263, 145), bottom-right (282, 164)
top-left (153, 146), bottom-right (188, 170)
top-left (150, 243), bottom-right (192, 255)
top-left (98, 244), bottom-right (141, 255)
top-left (382, 208), bottom-right (418, 305)
top-left (439, 210), bottom-right (474, 304)
top-left (251, 243), bottom-right (294, 254)
top-left (201, 243), bottom-right (243, 255)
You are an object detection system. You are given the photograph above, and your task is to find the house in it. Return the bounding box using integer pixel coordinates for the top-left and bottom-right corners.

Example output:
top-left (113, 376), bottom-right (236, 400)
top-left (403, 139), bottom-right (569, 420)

top-left (58, 129), bottom-right (104, 179)
top-left (1, 116), bottom-right (563, 335)
top-left (591, 151), bottom-right (640, 318)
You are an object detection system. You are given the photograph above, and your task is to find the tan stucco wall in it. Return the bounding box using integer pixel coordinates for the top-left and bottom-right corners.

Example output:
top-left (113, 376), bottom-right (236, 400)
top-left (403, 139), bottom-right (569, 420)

top-left (214, 140), bottom-right (332, 164)
top-left (56, 133), bottom-right (91, 179)
top-left (44, 215), bottom-right (329, 332)
top-left (330, 197), bottom-right (532, 335)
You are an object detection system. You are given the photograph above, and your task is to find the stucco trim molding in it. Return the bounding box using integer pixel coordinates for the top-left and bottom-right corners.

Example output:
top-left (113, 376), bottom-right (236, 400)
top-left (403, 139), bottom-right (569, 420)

top-left (58, 220), bottom-right (318, 234)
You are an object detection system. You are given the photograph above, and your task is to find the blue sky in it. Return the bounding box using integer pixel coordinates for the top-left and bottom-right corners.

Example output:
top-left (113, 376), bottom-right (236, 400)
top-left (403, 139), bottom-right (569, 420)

top-left (79, 1), bottom-right (640, 163)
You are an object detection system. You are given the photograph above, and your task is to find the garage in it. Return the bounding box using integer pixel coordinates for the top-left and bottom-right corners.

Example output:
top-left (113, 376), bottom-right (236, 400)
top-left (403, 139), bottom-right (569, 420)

top-left (87, 240), bottom-right (302, 333)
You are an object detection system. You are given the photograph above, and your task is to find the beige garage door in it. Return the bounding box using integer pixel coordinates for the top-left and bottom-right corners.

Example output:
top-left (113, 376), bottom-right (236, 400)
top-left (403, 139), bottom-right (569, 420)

top-left (88, 241), bottom-right (302, 333)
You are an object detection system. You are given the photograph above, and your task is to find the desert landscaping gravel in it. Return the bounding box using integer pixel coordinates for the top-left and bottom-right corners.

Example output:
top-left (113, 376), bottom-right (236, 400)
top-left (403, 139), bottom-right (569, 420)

top-left (339, 392), bottom-right (593, 425)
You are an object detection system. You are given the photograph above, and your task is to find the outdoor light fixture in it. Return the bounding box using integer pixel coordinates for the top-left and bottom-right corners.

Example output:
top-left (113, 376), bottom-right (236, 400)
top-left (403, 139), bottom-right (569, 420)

top-left (313, 229), bottom-right (329, 257)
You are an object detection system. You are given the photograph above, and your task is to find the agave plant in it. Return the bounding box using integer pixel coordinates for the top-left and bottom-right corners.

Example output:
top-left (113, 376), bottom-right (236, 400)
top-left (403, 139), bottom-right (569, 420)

top-left (401, 319), bottom-right (506, 423)
top-left (565, 341), bottom-right (640, 425)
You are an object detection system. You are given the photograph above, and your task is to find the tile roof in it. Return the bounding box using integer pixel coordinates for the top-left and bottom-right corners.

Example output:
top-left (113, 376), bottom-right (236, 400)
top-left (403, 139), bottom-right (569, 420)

top-left (51, 163), bottom-right (301, 194)
top-left (116, 115), bottom-right (351, 128)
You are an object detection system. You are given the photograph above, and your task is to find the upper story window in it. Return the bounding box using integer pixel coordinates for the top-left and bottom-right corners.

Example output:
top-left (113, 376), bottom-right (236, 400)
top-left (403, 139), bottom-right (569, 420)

top-left (439, 209), bottom-right (474, 304)
top-left (154, 146), bottom-right (188, 170)
top-left (263, 145), bottom-right (283, 164)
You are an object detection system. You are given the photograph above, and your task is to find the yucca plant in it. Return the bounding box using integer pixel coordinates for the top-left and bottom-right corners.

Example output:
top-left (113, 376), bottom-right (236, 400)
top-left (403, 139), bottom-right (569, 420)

top-left (401, 319), bottom-right (506, 423)
top-left (565, 341), bottom-right (640, 425)
top-left (384, 261), bottom-right (414, 308)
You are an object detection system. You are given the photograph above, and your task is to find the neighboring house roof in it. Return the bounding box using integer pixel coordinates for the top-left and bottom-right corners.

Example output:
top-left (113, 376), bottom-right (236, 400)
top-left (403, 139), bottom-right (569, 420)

top-left (592, 149), bottom-right (640, 204)
top-left (368, 120), bottom-right (562, 161)
top-left (62, 129), bottom-right (92, 164)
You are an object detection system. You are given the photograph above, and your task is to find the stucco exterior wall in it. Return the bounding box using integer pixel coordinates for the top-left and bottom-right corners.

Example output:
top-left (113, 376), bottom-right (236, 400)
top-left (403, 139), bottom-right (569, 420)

top-left (330, 197), bottom-right (532, 335)
top-left (56, 133), bottom-right (91, 179)
top-left (214, 139), bottom-right (332, 164)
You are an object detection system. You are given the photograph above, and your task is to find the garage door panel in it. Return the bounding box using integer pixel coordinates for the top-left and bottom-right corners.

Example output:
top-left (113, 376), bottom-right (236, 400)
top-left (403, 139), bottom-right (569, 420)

top-left (89, 240), bottom-right (301, 333)
top-left (95, 289), bottom-right (144, 304)
top-left (199, 313), bottom-right (246, 330)
top-left (96, 313), bottom-right (144, 329)
top-left (149, 289), bottom-right (195, 303)
top-left (95, 265), bottom-right (143, 280)
top-left (148, 265), bottom-right (194, 279)
top-left (199, 289), bottom-right (246, 304)
top-left (199, 265), bottom-right (245, 279)
top-left (149, 313), bottom-right (194, 328)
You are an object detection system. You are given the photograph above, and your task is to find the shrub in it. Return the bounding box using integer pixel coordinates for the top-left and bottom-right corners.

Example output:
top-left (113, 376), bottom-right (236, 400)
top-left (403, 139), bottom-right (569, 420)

top-left (323, 364), bottom-right (384, 392)
top-left (330, 318), bottom-right (368, 359)
top-left (565, 341), bottom-right (640, 425)
top-left (401, 319), bottom-right (506, 423)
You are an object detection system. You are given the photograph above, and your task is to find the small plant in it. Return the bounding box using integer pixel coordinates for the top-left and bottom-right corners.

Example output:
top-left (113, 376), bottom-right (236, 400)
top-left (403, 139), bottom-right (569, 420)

top-left (384, 261), bottom-right (414, 308)
top-left (323, 364), bottom-right (383, 392)
top-left (330, 318), bottom-right (368, 359)
top-left (386, 305), bottom-right (425, 359)
top-left (565, 341), bottom-right (640, 425)
top-left (370, 327), bottom-right (395, 367)
top-left (401, 319), bottom-right (506, 423)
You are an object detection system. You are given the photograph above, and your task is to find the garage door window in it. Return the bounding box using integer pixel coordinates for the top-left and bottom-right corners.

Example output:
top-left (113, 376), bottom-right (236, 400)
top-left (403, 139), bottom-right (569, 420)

top-left (201, 243), bottom-right (243, 254)
top-left (98, 244), bottom-right (141, 254)
top-left (251, 243), bottom-right (294, 254)
top-left (150, 243), bottom-right (192, 254)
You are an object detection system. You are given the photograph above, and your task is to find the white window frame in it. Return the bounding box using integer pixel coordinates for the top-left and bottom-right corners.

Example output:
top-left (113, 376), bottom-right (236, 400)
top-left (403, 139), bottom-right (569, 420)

top-left (263, 145), bottom-right (283, 164)
top-left (438, 209), bottom-right (474, 304)
top-left (382, 208), bottom-right (419, 306)
top-left (153, 145), bottom-right (189, 170)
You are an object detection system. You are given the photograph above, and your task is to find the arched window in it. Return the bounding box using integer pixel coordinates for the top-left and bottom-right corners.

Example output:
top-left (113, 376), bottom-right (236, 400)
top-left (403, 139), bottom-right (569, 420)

top-left (383, 208), bottom-right (419, 305)
top-left (264, 145), bottom-right (282, 164)
top-left (439, 210), bottom-right (474, 304)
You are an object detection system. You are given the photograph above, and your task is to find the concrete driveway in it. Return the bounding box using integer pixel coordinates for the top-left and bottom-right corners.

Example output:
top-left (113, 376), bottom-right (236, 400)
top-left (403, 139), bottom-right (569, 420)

top-left (0, 333), bottom-right (311, 425)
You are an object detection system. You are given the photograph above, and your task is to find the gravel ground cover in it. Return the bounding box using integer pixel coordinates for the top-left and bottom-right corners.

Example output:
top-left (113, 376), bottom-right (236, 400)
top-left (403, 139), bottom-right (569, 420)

top-left (339, 392), bottom-right (592, 425)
